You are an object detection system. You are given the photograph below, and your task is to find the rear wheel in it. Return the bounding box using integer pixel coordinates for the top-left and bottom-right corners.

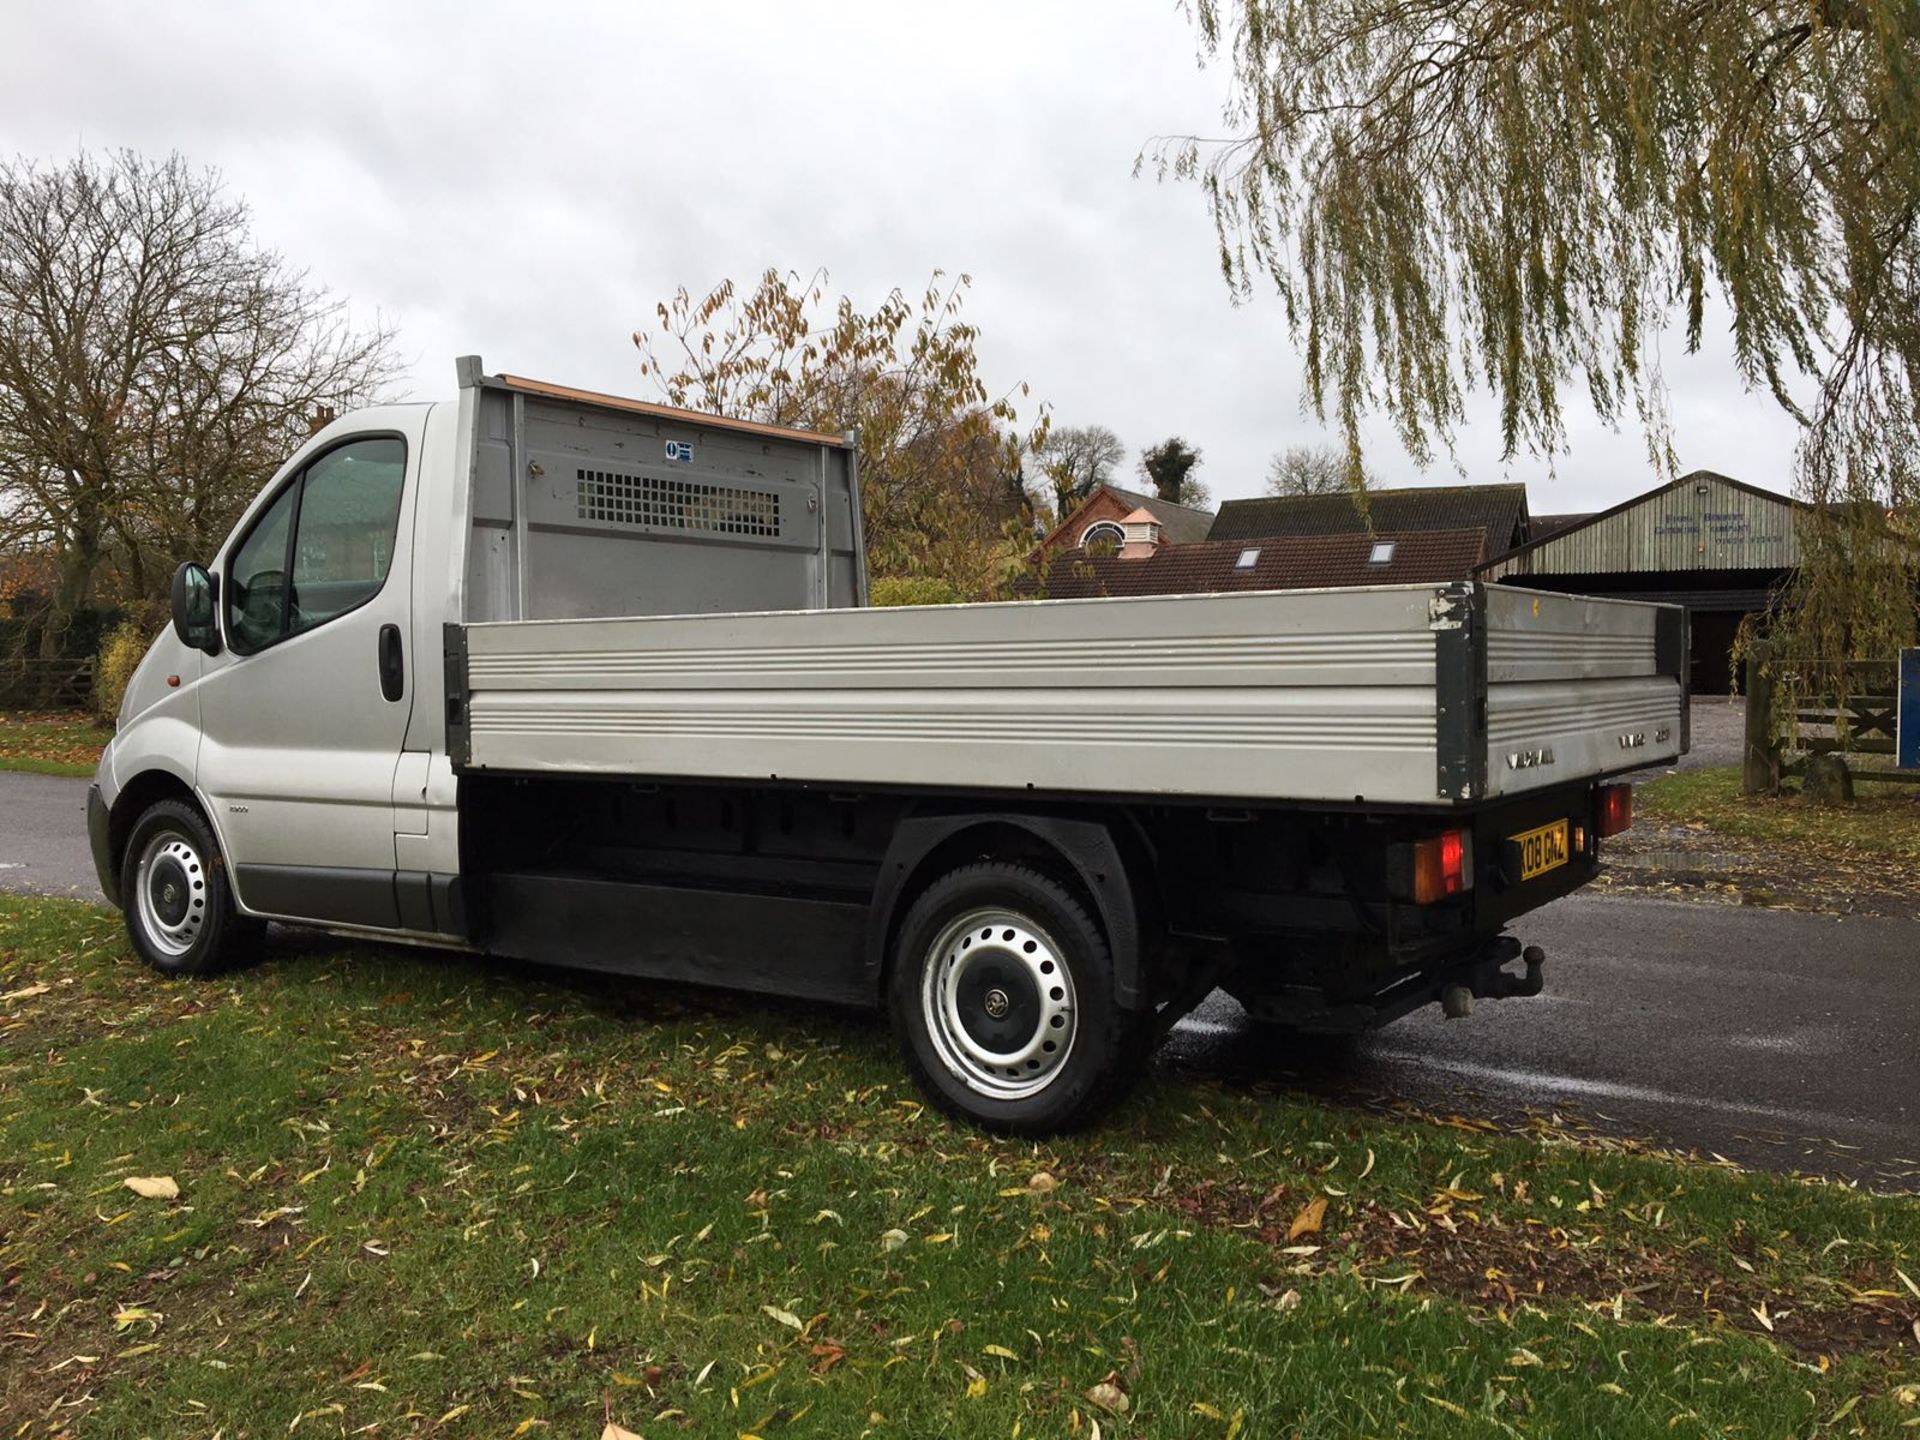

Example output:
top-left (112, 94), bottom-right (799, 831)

top-left (120, 799), bottom-right (260, 976)
top-left (887, 862), bottom-right (1149, 1134)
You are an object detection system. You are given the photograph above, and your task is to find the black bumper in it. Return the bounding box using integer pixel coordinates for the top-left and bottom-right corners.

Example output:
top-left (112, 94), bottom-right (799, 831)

top-left (87, 783), bottom-right (120, 908)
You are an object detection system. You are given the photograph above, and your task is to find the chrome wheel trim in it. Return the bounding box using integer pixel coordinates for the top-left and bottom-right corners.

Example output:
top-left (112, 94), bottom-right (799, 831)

top-left (921, 907), bottom-right (1077, 1101)
top-left (134, 831), bottom-right (209, 959)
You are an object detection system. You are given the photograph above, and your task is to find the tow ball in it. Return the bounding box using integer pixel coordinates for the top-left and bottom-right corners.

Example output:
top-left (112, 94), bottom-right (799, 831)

top-left (1441, 943), bottom-right (1546, 1019)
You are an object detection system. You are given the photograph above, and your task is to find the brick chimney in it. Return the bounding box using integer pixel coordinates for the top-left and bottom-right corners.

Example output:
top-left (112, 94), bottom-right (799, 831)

top-left (1118, 507), bottom-right (1164, 559)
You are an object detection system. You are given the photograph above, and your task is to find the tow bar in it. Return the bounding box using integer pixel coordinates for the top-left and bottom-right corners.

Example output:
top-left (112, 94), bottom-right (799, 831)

top-left (1441, 942), bottom-right (1546, 1019)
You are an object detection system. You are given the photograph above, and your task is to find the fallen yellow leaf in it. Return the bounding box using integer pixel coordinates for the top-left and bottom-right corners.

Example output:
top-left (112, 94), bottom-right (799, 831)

top-left (1287, 1196), bottom-right (1327, 1241)
top-left (123, 1176), bottom-right (179, 1200)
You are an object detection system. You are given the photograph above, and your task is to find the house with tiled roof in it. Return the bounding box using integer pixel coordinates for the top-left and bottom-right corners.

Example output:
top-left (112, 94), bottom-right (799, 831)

top-left (1031, 483), bottom-right (1215, 562)
top-left (1034, 519), bottom-right (1490, 600)
top-left (1025, 482), bottom-right (1516, 602)
top-left (1209, 483), bottom-right (1530, 553)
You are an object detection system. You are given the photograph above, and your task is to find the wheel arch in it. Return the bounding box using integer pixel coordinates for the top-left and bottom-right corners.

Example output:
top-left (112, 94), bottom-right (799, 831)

top-left (866, 810), bottom-right (1158, 1010)
top-left (107, 767), bottom-right (207, 886)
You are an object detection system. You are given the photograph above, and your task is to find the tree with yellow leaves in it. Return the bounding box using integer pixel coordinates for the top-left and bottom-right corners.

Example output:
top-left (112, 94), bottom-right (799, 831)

top-left (634, 269), bottom-right (1046, 600)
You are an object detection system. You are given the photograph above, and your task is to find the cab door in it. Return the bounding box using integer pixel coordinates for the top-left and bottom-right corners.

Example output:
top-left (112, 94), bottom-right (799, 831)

top-left (195, 419), bottom-right (425, 928)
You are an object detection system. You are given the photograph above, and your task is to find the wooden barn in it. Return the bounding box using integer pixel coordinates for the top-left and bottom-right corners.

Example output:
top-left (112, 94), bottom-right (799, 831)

top-left (1478, 471), bottom-right (1803, 694)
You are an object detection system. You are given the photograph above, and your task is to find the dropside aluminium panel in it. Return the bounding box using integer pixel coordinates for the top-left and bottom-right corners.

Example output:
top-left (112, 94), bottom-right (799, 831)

top-left (453, 584), bottom-right (1686, 808)
top-left (460, 587), bottom-right (1444, 805)
top-left (1482, 588), bottom-right (1686, 797)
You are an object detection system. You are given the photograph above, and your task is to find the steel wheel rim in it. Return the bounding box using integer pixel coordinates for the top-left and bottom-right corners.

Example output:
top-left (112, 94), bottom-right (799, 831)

top-left (921, 907), bottom-right (1077, 1100)
top-left (134, 830), bottom-right (209, 959)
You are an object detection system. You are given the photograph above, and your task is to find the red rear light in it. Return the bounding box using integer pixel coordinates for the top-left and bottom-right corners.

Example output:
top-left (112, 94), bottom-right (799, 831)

top-left (1596, 784), bottom-right (1633, 837)
top-left (1411, 827), bottom-right (1473, 903)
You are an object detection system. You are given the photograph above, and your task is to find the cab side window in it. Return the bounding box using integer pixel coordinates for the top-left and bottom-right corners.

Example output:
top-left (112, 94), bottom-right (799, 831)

top-left (227, 484), bottom-right (297, 654)
top-left (225, 437), bottom-right (408, 655)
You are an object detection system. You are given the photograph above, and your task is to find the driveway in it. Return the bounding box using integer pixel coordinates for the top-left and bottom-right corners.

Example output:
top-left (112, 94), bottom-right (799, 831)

top-left (1672, 694), bottom-right (1746, 771)
top-left (1622, 694), bottom-right (1745, 778)
top-left (5, 771), bottom-right (1914, 1187)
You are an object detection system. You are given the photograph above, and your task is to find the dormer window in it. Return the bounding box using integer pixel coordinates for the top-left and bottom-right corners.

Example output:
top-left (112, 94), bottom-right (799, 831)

top-left (1080, 519), bottom-right (1126, 555)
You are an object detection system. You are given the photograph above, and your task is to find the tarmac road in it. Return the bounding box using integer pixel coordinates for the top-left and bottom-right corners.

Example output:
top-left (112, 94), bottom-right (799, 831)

top-left (1164, 895), bottom-right (1919, 1188)
top-left (0, 770), bottom-right (102, 899)
top-left (4, 771), bottom-right (1915, 1186)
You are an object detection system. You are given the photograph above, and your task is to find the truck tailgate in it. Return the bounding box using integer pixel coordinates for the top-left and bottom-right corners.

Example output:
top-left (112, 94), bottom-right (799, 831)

top-left (1480, 587), bottom-right (1686, 798)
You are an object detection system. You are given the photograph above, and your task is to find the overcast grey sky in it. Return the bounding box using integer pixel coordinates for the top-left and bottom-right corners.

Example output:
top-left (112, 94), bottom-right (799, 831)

top-left (1, 0), bottom-right (1803, 513)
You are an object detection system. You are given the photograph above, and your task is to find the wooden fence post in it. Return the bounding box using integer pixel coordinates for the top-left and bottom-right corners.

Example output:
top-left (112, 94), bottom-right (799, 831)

top-left (1742, 642), bottom-right (1778, 796)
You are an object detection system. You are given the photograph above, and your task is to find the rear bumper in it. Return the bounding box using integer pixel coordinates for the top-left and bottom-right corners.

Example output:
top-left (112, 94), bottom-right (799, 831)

top-left (1233, 932), bottom-right (1546, 1032)
top-left (87, 784), bottom-right (120, 908)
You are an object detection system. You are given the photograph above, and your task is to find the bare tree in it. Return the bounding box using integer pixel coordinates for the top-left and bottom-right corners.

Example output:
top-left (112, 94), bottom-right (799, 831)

top-left (1037, 424), bottom-right (1125, 522)
top-left (0, 150), bottom-right (397, 649)
top-left (1264, 444), bottom-right (1361, 497)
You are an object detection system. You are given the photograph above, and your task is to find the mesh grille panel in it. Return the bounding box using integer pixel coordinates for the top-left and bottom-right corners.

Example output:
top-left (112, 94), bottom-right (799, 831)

top-left (577, 468), bottom-right (780, 537)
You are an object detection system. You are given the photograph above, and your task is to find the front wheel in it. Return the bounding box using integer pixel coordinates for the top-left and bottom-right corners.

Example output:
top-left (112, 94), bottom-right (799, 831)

top-left (120, 799), bottom-right (261, 976)
top-left (887, 862), bottom-right (1149, 1134)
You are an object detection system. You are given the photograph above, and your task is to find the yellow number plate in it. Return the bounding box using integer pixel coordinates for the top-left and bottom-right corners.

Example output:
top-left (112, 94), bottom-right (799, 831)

top-left (1511, 820), bottom-right (1570, 881)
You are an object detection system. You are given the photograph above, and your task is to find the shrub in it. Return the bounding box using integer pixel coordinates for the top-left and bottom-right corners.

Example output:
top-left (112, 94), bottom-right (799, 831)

top-left (92, 619), bottom-right (151, 724)
top-left (869, 576), bottom-right (964, 608)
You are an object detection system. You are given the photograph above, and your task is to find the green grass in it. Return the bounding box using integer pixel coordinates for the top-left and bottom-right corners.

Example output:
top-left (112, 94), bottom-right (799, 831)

top-left (3, 896), bottom-right (1917, 1437)
top-left (1638, 764), bottom-right (1920, 863)
top-left (0, 711), bottom-right (110, 778)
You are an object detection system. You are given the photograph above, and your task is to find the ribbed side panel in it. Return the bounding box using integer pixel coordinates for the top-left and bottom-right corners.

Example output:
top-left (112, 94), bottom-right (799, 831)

top-left (469, 691), bottom-right (1436, 751)
top-left (1485, 677), bottom-right (1683, 796)
top-left (460, 587), bottom-right (1450, 804)
top-left (466, 685), bottom-right (1440, 805)
top-left (1487, 630), bottom-right (1655, 682)
top-left (458, 584), bottom-right (1686, 805)
top-left (464, 633), bottom-right (1437, 691)
top-left (1483, 587), bottom-right (1663, 683)
top-left (1487, 682), bottom-right (1677, 743)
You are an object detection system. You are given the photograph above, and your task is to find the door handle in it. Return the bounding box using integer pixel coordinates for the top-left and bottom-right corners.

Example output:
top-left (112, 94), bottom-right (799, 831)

top-left (378, 624), bottom-right (405, 702)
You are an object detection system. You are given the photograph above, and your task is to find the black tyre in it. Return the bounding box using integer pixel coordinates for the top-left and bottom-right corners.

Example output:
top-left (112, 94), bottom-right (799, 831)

top-left (119, 799), bottom-right (261, 976)
top-left (887, 862), bottom-right (1150, 1134)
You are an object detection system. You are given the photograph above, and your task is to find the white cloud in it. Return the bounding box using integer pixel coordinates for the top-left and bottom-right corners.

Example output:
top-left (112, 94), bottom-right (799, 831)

top-left (0, 0), bottom-right (1804, 512)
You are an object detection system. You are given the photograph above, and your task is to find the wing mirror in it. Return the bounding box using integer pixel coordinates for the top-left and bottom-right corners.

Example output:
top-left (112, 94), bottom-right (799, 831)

top-left (170, 561), bottom-right (222, 655)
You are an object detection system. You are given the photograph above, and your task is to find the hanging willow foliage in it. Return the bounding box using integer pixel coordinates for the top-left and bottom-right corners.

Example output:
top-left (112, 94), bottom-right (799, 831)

top-left (1145, 1), bottom-right (1920, 711)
